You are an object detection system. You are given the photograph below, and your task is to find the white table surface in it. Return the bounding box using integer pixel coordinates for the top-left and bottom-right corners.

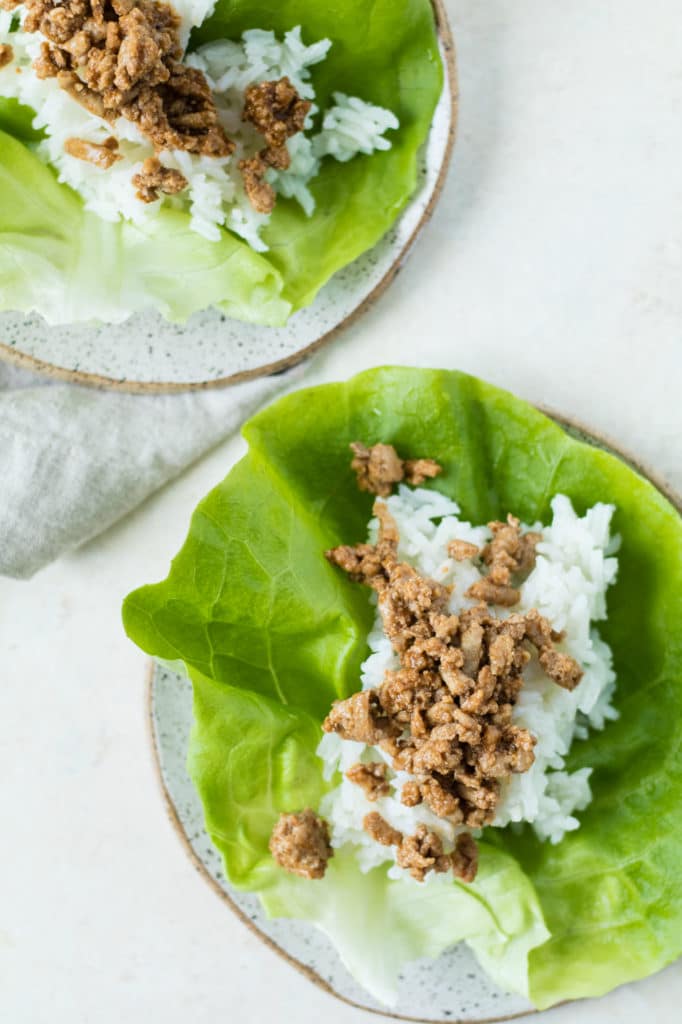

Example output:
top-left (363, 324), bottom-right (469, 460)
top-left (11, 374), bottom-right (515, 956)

top-left (1, 1), bottom-right (681, 1021)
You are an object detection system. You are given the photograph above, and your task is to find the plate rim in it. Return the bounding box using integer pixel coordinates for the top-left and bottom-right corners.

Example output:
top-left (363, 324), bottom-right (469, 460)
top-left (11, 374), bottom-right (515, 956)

top-left (0, 0), bottom-right (458, 395)
top-left (142, 409), bottom-right (680, 1024)
top-left (145, 661), bottom-right (536, 1024)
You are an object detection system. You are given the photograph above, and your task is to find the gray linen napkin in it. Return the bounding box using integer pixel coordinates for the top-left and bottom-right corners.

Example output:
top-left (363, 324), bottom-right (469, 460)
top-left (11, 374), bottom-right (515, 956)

top-left (0, 361), bottom-right (293, 579)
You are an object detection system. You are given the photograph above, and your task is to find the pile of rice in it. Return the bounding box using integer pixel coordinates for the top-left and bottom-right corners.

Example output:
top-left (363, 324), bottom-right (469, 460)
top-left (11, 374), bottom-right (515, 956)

top-left (0, 2), bottom-right (399, 250)
top-left (318, 489), bottom-right (620, 881)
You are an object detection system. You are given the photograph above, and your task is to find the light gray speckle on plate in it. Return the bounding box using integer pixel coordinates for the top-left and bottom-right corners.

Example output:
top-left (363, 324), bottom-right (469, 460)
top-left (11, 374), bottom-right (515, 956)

top-left (150, 662), bottom-right (533, 1023)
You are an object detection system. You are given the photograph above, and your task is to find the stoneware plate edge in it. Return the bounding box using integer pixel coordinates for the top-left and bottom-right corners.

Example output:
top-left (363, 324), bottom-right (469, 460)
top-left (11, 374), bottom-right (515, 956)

top-left (145, 661), bottom-right (537, 1024)
top-left (0, 0), bottom-right (458, 395)
top-left (142, 411), bottom-right (681, 1023)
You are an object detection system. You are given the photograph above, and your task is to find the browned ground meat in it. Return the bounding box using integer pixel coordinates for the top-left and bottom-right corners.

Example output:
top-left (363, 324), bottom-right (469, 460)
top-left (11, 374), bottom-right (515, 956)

top-left (132, 155), bottom-right (187, 202)
top-left (323, 486), bottom-right (584, 882)
top-left (64, 135), bottom-right (121, 168)
top-left (239, 77), bottom-right (310, 212)
top-left (539, 646), bottom-right (584, 690)
top-left (239, 139), bottom-right (301, 212)
top-left (419, 776), bottom-right (460, 817)
top-left (400, 780), bottom-right (422, 807)
top-left (23, 0), bottom-right (233, 183)
top-left (465, 578), bottom-right (521, 607)
top-left (324, 688), bottom-right (399, 746)
top-left (447, 539), bottom-right (480, 562)
top-left (0, 42), bottom-right (13, 67)
top-left (260, 143), bottom-right (291, 172)
top-left (363, 811), bottom-right (403, 848)
top-left (451, 832), bottom-right (479, 883)
top-left (395, 824), bottom-right (452, 881)
top-left (403, 458), bottom-right (443, 487)
top-left (363, 815), bottom-right (471, 883)
top-left (483, 515), bottom-right (541, 584)
top-left (461, 514), bottom-right (542, 607)
top-left (238, 154), bottom-right (277, 215)
top-left (346, 761), bottom-right (391, 801)
top-left (269, 809), bottom-right (333, 880)
top-left (243, 76), bottom-right (310, 149)
top-left (350, 442), bottom-right (442, 497)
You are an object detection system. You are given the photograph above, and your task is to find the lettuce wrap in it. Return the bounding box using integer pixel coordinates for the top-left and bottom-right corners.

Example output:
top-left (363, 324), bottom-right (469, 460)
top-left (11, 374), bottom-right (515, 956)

top-left (122, 367), bottom-right (682, 1009)
top-left (0, 0), bottom-right (444, 325)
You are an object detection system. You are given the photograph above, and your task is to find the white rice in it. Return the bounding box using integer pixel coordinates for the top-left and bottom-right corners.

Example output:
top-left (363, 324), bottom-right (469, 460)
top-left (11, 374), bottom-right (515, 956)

top-left (318, 489), bottom-right (620, 881)
top-left (0, 6), bottom-right (399, 250)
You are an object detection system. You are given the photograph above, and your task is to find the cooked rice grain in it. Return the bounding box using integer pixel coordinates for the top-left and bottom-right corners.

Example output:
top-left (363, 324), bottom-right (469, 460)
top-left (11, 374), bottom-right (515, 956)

top-left (0, 12), bottom-right (399, 249)
top-left (318, 489), bottom-right (619, 880)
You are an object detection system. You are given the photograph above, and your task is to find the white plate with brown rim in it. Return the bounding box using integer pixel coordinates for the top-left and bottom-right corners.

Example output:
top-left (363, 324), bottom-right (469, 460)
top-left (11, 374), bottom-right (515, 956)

top-left (0, 0), bottom-right (457, 394)
top-left (143, 413), bottom-right (681, 1023)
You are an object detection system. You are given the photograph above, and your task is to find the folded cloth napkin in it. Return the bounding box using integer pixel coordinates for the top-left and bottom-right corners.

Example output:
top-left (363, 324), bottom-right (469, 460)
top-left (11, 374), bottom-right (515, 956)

top-left (0, 360), bottom-right (294, 579)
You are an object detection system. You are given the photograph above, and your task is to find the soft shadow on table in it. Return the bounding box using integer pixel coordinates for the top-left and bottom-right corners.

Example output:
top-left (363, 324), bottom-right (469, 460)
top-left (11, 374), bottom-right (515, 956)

top-left (65, 361), bottom-right (307, 577)
top-left (332, 0), bottom-right (506, 345)
top-left (369, 0), bottom-right (507, 311)
top-left (442, 1), bottom-right (507, 232)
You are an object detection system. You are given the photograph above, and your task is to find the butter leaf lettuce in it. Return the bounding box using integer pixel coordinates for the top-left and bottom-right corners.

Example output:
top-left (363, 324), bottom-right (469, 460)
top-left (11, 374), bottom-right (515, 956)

top-left (187, 670), bottom-right (548, 1003)
top-left (0, 0), bottom-right (443, 324)
top-left (0, 130), bottom-right (291, 325)
top-left (262, 845), bottom-right (548, 1007)
top-left (0, 97), bottom-right (41, 142)
top-left (123, 367), bottom-right (682, 1009)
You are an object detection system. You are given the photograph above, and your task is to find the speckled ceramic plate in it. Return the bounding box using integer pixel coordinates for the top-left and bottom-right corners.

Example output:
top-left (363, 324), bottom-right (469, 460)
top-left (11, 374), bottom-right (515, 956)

top-left (147, 661), bottom-right (534, 1023)
top-left (0, 2), bottom-right (456, 394)
top-left (144, 413), bottom-right (680, 1022)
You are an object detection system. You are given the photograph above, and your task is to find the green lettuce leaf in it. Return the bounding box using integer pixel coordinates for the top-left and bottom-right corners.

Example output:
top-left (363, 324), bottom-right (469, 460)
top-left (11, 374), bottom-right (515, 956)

top-left (0, 129), bottom-right (290, 325)
top-left (188, 669), bottom-right (548, 1004)
top-left (0, 97), bottom-right (42, 143)
top-left (0, 0), bottom-right (443, 324)
top-left (193, 0), bottom-right (444, 311)
top-left (123, 367), bottom-right (682, 1009)
top-left (188, 673), bottom-right (328, 890)
top-left (262, 844), bottom-right (548, 1007)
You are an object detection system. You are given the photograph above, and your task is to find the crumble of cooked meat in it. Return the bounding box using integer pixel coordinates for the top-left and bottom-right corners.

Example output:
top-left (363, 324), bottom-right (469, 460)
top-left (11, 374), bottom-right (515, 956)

top-left (484, 514), bottom-right (541, 585)
top-left (269, 809), bottom-right (333, 880)
top-left (451, 832), bottom-right (478, 883)
top-left (363, 811), bottom-right (403, 848)
top-left (396, 824), bottom-right (452, 881)
top-left (350, 441), bottom-right (442, 498)
top-left (447, 539), bottom-right (480, 562)
top-left (239, 77), bottom-right (311, 213)
top-left (523, 608), bottom-right (581, 689)
top-left (463, 514), bottom-right (541, 607)
top-left (351, 442), bottom-right (403, 497)
top-left (238, 153), bottom-right (277, 214)
top-left (260, 143), bottom-right (292, 172)
top-left (132, 155), bottom-right (187, 202)
top-left (419, 776), bottom-right (461, 818)
top-left (324, 688), bottom-right (399, 747)
top-left (346, 761), bottom-right (390, 802)
top-left (324, 496), bottom-right (584, 881)
top-left (523, 606), bottom-right (562, 647)
top-left (243, 76), bottom-right (310, 149)
top-left (466, 578), bottom-right (521, 607)
top-left (363, 814), bottom-right (476, 883)
top-left (238, 141), bottom-right (297, 213)
top-left (401, 780), bottom-right (422, 807)
top-left (23, 0), bottom-right (233, 175)
top-left (403, 458), bottom-right (443, 487)
top-left (0, 42), bottom-right (13, 68)
top-left (539, 646), bottom-right (584, 690)
top-left (64, 134), bottom-right (121, 168)
top-left (33, 39), bottom-right (69, 76)
top-left (0, 0), bottom-right (21, 9)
